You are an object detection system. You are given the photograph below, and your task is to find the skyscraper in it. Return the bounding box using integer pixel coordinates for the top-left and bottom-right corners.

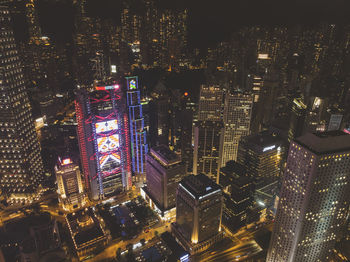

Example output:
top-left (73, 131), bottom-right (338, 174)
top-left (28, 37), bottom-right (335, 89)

top-left (0, 6), bottom-right (44, 204)
top-left (288, 98), bottom-right (307, 142)
top-left (197, 85), bottom-right (224, 121)
top-left (171, 174), bottom-right (223, 254)
top-left (267, 131), bottom-right (350, 262)
top-left (142, 145), bottom-right (186, 219)
top-left (55, 157), bottom-right (85, 211)
top-left (193, 121), bottom-right (224, 182)
top-left (126, 76), bottom-right (148, 177)
top-left (221, 92), bottom-right (253, 165)
top-left (193, 85), bottom-right (224, 181)
top-left (237, 131), bottom-right (285, 183)
top-left (75, 84), bottom-right (131, 200)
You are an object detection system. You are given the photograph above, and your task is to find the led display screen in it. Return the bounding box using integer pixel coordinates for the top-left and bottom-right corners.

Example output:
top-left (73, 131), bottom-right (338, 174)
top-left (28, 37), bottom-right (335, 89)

top-left (95, 120), bottom-right (118, 133)
top-left (97, 135), bottom-right (120, 153)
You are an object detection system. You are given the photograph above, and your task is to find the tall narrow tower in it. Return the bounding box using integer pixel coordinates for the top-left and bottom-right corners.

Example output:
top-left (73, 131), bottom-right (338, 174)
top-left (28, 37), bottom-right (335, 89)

top-left (126, 76), bottom-right (148, 177)
top-left (267, 131), bottom-right (350, 262)
top-left (75, 84), bottom-right (131, 200)
top-left (0, 6), bottom-right (44, 204)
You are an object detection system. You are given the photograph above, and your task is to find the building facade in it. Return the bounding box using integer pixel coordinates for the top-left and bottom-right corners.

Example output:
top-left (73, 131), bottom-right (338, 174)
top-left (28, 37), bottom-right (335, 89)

top-left (193, 121), bottom-right (224, 182)
top-left (288, 98), bottom-right (307, 142)
top-left (55, 157), bottom-right (85, 211)
top-left (75, 84), bottom-right (131, 200)
top-left (0, 6), bottom-right (44, 204)
top-left (172, 174), bottom-right (223, 254)
top-left (143, 145), bottom-right (186, 219)
top-left (221, 92), bottom-right (253, 165)
top-left (237, 131), bottom-right (285, 183)
top-left (126, 76), bottom-right (148, 177)
top-left (267, 131), bottom-right (350, 262)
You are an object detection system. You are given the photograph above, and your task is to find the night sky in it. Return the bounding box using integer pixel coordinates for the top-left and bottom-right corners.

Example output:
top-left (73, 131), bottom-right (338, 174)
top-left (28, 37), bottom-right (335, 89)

top-left (36, 0), bottom-right (350, 48)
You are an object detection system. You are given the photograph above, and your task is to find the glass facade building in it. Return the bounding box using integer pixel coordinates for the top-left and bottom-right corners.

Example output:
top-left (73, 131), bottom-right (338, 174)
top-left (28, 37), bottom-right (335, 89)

top-left (126, 76), bottom-right (148, 176)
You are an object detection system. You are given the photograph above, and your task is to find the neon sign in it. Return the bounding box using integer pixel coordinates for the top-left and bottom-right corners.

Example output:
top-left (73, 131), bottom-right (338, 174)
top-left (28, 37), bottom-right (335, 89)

top-left (96, 85), bottom-right (119, 91)
top-left (130, 80), bottom-right (136, 90)
top-left (97, 135), bottom-right (120, 153)
top-left (263, 145), bottom-right (276, 152)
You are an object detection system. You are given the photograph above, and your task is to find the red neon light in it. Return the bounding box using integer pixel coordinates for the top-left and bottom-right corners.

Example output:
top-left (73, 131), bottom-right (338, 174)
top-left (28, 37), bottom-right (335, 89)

top-left (75, 100), bottom-right (90, 190)
top-left (95, 84), bottom-right (120, 91)
top-left (123, 114), bottom-right (132, 187)
top-left (344, 129), bottom-right (350, 134)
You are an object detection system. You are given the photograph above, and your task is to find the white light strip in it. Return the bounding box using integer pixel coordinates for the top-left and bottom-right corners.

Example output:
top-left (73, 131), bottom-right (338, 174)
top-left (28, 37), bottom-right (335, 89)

top-left (179, 183), bottom-right (196, 199)
top-left (199, 189), bottom-right (221, 200)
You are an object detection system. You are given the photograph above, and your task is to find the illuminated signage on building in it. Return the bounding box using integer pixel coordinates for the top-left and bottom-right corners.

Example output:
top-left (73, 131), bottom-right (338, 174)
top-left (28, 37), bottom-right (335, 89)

top-left (130, 80), bottom-right (136, 89)
top-left (111, 65), bottom-right (116, 73)
top-left (263, 145), bottom-right (276, 152)
top-left (95, 85), bottom-right (119, 91)
top-left (95, 120), bottom-right (118, 133)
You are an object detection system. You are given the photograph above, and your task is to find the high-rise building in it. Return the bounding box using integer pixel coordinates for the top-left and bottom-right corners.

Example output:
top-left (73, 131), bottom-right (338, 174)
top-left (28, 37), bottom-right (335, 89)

top-left (219, 161), bottom-right (254, 231)
top-left (197, 85), bottom-right (224, 121)
top-left (75, 84), bottom-right (131, 200)
top-left (171, 174), bottom-right (223, 254)
top-left (142, 145), bottom-right (186, 220)
top-left (55, 157), bottom-right (85, 211)
top-left (193, 121), bottom-right (224, 182)
top-left (237, 131), bottom-right (284, 184)
top-left (221, 92), bottom-right (253, 165)
top-left (0, 6), bottom-right (44, 204)
top-left (193, 85), bottom-right (224, 181)
top-left (267, 131), bottom-right (350, 262)
top-left (126, 76), bottom-right (148, 177)
top-left (288, 98), bottom-right (307, 142)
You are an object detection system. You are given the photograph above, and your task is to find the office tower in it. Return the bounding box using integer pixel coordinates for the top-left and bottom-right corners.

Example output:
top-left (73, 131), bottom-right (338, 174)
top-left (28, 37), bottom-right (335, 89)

top-left (267, 131), bottom-right (350, 262)
top-left (193, 121), bottom-right (224, 182)
top-left (149, 96), bottom-right (170, 147)
top-left (142, 145), bottom-right (186, 219)
top-left (237, 131), bottom-right (284, 183)
top-left (171, 174), bottom-right (223, 254)
top-left (221, 92), bottom-right (253, 165)
top-left (219, 161), bottom-right (254, 231)
top-left (288, 98), bottom-right (307, 142)
top-left (126, 76), bottom-right (148, 177)
top-left (75, 84), bottom-right (131, 200)
top-left (197, 85), bottom-right (224, 121)
top-left (0, 7), bottom-right (44, 204)
top-left (193, 85), bottom-right (224, 181)
top-left (55, 157), bottom-right (85, 211)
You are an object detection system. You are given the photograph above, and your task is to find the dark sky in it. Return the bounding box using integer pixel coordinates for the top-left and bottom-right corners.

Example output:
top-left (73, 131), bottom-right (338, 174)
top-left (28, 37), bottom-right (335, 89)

top-left (37, 0), bottom-right (350, 48)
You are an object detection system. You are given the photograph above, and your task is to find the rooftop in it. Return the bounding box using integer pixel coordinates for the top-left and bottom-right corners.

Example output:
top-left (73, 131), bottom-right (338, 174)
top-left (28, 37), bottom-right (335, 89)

top-left (150, 145), bottom-right (180, 166)
top-left (295, 131), bottom-right (350, 154)
top-left (241, 131), bottom-right (283, 153)
top-left (179, 174), bottom-right (222, 200)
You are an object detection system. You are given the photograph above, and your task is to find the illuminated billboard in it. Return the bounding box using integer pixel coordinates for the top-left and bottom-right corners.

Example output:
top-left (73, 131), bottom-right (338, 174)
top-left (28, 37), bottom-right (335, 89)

top-left (130, 79), bottom-right (136, 89)
top-left (95, 120), bottom-right (118, 133)
top-left (99, 153), bottom-right (121, 168)
top-left (97, 135), bottom-right (120, 153)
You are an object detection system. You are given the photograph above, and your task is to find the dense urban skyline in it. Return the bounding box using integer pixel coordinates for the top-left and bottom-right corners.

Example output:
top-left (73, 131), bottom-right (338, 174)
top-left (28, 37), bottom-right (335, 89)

top-left (1, 0), bottom-right (350, 261)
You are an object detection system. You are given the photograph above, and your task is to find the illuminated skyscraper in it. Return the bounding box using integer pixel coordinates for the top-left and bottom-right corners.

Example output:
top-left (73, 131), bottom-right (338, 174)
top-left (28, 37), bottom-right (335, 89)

top-left (193, 121), bottom-right (224, 182)
top-left (142, 145), bottom-right (186, 219)
top-left (75, 84), bottom-right (131, 200)
top-left (193, 85), bottom-right (224, 181)
top-left (221, 92), bottom-right (253, 165)
top-left (126, 76), bottom-right (148, 176)
top-left (55, 157), bottom-right (85, 211)
top-left (197, 85), bottom-right (224, 121)
top-left (288, 98), bottom-right (307, 142)
top-left (171, 174), bottom-right (223, 254)
top-left (237, 131), bottom-right (284, 182)
top-left (0, 7), bottom-right (44, 204)
top-left (267, 131), bottom-right (350, 262)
